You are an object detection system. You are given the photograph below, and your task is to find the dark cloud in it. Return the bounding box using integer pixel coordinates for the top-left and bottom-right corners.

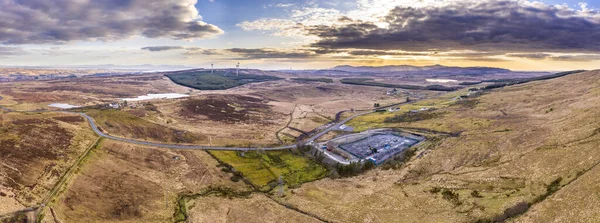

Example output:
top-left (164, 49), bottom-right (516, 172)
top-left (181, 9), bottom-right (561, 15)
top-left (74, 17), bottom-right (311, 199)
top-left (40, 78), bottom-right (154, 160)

top-left (507, 53), bottom-right (600, 61)
top-left (0, 0), bottom-right (223, 44)
top-left (141, 46), bottom-right (185, 52)
top-left (307, 0), bottom-right (600, 53)
top-left (507, 53), bottom-right (553, 59)
top-left (548, 54), bottom-right (600, 61)
top-left (347, 50), bottom-right (432, 56)
top-left (227, 48), bottom-right (316, 59)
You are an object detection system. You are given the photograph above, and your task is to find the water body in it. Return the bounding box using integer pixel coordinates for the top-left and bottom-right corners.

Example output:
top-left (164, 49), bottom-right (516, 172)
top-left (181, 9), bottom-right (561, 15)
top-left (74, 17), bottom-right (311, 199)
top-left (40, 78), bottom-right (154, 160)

top-left (120, 93), bottom-right (189, 102)
top-left (48, 103), bottom-right (80, 109)
top-left (426, 79), bottom-right (458, 83)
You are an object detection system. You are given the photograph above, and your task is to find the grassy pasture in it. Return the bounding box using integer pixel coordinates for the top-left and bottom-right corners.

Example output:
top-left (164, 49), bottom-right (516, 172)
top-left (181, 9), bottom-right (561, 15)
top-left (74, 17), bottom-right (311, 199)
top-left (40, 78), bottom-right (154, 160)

top-left (210, 150), bottom-right (328, 190)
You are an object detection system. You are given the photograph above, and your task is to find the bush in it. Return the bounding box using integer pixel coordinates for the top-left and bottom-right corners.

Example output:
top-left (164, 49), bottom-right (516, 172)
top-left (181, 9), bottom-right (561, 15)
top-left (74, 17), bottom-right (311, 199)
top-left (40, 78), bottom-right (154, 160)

top-left (441, 189), bottom-right (461, 205)
top-left (471, 190), bottom-right (483, 198)
top-left (230, 175), bottom-right (242, 182)
top-left (492, 202), bottom-right (530, 222)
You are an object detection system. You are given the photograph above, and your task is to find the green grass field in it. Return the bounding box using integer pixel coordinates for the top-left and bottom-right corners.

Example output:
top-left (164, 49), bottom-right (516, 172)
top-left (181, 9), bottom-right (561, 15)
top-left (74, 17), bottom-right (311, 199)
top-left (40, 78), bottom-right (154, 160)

top-left (166, 70), bottom-right (282, 90)
top-left (210, 150), bottom-right (328, 190)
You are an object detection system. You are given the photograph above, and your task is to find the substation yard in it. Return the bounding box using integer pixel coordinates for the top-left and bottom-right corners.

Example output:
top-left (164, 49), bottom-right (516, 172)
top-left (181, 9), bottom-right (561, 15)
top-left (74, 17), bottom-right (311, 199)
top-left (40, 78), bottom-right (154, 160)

top-left (320, 129), bottom-right (425, 165)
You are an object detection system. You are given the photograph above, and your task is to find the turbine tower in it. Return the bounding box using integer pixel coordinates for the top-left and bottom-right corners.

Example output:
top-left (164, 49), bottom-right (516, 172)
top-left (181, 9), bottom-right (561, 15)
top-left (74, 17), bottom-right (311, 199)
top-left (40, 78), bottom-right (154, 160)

top-left (211, 62), bottom-right (214, 73)
top-left (236, 62), bottom-right (240, 76)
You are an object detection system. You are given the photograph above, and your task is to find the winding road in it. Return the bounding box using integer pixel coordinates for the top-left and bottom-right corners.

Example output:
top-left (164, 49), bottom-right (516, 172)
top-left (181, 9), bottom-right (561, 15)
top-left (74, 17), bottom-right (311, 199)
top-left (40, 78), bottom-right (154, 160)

top-left (1, 95), bottom-right (410, 151)
top-left (77, 112), bottom-right (296, 151)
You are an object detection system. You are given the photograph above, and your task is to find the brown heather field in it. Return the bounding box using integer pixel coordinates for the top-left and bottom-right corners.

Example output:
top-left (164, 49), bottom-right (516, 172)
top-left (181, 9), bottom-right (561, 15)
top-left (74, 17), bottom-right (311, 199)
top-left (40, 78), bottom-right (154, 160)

top-left (138, 79), bottom-right (418, 146)
top-left (183, 70), bottom-right (600, 223)
top-left (1, 72), bottom-right (420, 147)
top-left (0, 112), bottom-right (98, 215)
top-left (186, 194), bottom-right (321, 223)
top-left (49, 140), bottom-right (251, 223)
top-left (5, 70), bottom-right (597, 222)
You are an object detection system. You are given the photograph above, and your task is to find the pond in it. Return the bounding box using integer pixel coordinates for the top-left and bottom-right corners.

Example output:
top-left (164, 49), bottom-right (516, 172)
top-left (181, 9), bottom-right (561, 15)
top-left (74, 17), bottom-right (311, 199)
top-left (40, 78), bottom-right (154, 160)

top-left (120, 93), bottom-right (189, 102)
top-left (48, 103), bottom-right (80, 109)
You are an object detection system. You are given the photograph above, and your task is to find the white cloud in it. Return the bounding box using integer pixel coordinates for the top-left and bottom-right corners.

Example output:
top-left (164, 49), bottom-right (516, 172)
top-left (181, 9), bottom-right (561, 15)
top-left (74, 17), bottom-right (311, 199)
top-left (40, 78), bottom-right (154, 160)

top-left (0, 0), bottom-right (223, 44)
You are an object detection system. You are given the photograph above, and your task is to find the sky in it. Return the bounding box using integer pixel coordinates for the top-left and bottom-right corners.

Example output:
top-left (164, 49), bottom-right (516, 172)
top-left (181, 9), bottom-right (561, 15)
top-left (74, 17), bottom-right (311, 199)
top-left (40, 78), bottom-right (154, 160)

top-left (0, 0), bottom-right (599, 71)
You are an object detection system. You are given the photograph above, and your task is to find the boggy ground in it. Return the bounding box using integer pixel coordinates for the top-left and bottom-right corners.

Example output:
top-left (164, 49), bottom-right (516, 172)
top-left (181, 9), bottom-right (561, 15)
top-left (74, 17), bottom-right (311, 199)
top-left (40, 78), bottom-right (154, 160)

top-left (185, 71), bottom-right (600, 222)
top-left (0, 112), bottom-right (97, 215)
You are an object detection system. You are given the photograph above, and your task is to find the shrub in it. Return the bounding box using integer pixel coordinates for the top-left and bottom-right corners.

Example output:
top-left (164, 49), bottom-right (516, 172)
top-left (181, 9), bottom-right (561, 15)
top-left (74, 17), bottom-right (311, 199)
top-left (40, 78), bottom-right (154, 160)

top-left (492, 202), bottom-right (530, 222)
top-left (471, 190), bottom-right (483, 198)
top-left (441, 189), bottom-right (461, 205)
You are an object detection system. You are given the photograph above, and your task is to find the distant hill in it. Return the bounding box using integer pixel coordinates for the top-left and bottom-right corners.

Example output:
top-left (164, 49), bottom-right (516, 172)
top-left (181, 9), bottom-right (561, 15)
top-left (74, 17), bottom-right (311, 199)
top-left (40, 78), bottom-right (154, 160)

top-left (331, 65), bottom-right (512, 75)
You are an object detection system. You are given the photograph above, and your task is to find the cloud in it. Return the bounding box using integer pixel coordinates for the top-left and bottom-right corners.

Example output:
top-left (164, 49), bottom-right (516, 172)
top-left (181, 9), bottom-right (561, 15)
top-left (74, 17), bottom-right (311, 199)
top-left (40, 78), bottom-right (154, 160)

top-left (237, 19), bottom-right (306, 37)
top-left (184, 48), bottom-right (221, 55)
top-left (507, 53), bottom-right (600, 61)
top-left (239, 0), bottom-right (600, 55)
top-left (548, 54), bottom-right (600, 61)
top-left (0, 0), bottom-right (223, 44)
top-left (507, 53), bottom-right (553, 59)
top-left (0, 47), bottom-right (26, 57)
top-left (141, 46), bottom-right (185, 52)
top-left (226, 48), bottom-right (316, 60)
top-left (307, 0), bottom-right (600, 53)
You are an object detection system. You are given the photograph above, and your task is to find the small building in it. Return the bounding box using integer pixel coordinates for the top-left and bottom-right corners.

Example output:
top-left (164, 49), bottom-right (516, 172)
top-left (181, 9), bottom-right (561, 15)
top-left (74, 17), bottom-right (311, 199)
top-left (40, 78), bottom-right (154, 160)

top-left (386, 88), bottom-right (399, 95)
top-left (388, 107), bottom-right (400, 112)
top-left (108, 103), bottom-right (120, 109)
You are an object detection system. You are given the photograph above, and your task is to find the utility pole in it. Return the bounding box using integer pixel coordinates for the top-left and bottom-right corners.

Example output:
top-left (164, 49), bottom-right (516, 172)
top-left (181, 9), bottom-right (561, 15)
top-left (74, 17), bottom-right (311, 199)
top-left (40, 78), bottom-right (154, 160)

top-left (277, 175), bottom-right (284, 197)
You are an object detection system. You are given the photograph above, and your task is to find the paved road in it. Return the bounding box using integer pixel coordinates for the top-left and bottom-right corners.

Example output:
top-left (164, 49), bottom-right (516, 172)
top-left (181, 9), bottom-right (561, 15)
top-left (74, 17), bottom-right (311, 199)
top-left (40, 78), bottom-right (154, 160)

top-left (0, 95), bottom-right (411, 151)
top-left (302, 111), bottom-right (372, 143)
top-left (0, 95), bottom-right (410, 151)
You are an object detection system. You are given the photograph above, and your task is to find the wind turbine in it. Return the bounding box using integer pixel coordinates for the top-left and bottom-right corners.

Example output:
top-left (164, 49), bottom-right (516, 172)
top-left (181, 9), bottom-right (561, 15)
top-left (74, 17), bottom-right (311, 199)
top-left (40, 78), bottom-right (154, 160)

top-left (236, 62), bottom-right (240, 76)
top-left (211, 61), bottom-right (214, 73)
